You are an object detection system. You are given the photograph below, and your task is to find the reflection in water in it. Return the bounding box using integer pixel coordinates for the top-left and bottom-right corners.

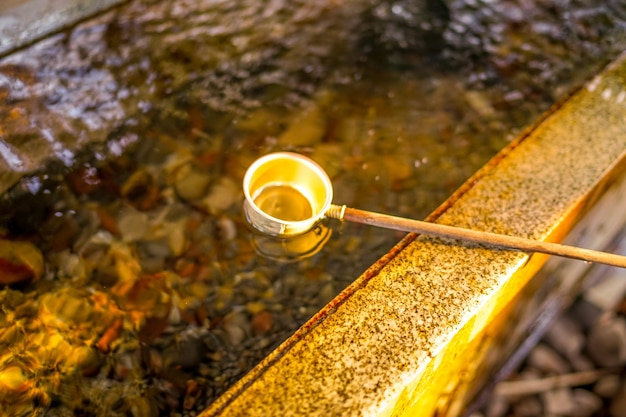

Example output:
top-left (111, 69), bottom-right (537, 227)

top-left (249, 223), bottom-right (333, 262)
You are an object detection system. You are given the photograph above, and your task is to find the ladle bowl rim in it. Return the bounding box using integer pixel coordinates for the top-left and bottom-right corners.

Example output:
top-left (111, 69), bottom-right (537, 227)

top-left (242, 152), bottom-right (334, 237)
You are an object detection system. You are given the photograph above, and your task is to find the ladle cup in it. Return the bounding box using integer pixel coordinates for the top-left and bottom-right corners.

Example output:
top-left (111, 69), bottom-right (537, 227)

top-left (243, 152), bottom-right (626, 269)
top-left (243, 152), bottom-right (334, 237)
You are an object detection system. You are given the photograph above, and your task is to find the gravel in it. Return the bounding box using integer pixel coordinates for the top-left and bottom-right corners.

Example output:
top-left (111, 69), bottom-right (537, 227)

top-left (478, 237), bottom-right (626, 417)
top-left (0, 1), bottom-right (625, 416)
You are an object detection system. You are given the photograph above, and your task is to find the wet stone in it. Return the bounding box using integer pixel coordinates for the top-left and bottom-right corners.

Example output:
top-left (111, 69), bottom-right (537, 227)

top-left (173, 163), bottom-right (212, 202)
top-left (117, 207), bottom-right (149, 242)
top-left (202, 177), bottom-right (239, 215)
top-left (318, 282), bottom-right (336, 305)
top-left (121, 169), bottom-right (160, 211)
top-left (0, 0), bottom-right (624, 415)
top-left (65, 165), bottom-right (107, 196)
top-left (0, 365), bottom-right (29, 394)
top-left (251, 311), bottom-right (274, 336)
top-left (175, 336), bottom-right (206, 370)
top-left (0, 239), bottom-right (44, 285)
top-left (223, 321), bottom-right (248, 347)
top-left (40, 290), bottom-right (93, 328)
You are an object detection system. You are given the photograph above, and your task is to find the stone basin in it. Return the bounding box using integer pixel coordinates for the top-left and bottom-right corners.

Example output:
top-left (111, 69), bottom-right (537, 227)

top-left (0, 1), bottom-right (625, 416)
top-left (0, 0), bottom-right (123, 57)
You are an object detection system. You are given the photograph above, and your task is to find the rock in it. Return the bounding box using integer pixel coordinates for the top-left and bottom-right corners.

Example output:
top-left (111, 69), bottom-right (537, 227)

top-left (202, 177), bottom-right (239, 214)
top-left (176, 336), bottom-right (206, 369)
top-left (113, 273), bottom-right (172, 342)
top-left (361, 0), bottom-right (449, 58)
top-left (95, 319), bottom-right (124, 354)
top-left (569, 297), bottom-right (604, 331)
top-left (485, 394), bottom-right (508, 417)
top-left (136, 316), bottom-right (169, 343)
top-left (183, 379), bottom-right (201, 410)
top-left (165, 223), bottom-right (187, 257)
top-left (174, 163), bottom-right (212, 201)
top-left (584, 269), bottom-right (626, 312)
top-left (141, 239), bottom-right (172, 259)
top-left (130, 395), bottom-right (160, 417)
top-left (224, 324), bottom-right (246, 346)
top-left (567, 353), bottom-right (595, 372)
top-left (318, 282), bottom-right (336, 305)
top-left (3, 191), bottom-right (52, 236)
top-left (65, 165), bottom-right (106, 195)
top-left (49, 216), bottom-right (80, 252)
top-left (527, 344), bottom-right (571, 374)
top-left (0, 239), bottom-right (44, 285)
top-left (96, 207), bottom-right (121, 236)
top-left (278, 103), bottom-right (327, 146)
top-left (252, 311), bottom-right (274, 335)
top-left (117, 208), bottom-right (149, 242)
top-left (544, 315), bottom-right (585, 359)
top-left (245, 301), bottom-right (266, 315)
top-left (571, 389), bottom-right (603, 417)
top-left (594, 374), bottom-right (621, 398)
top-left (542, 388), bottom-right (575, 416)
top-left (113, 351), bottom-right (143, 381)
top-left (512, 396), bottom-right (542, 417)
top-left (66, 345), bottom-right (102, 377)
top-left (0, 364), bottom-right (29, 394)
top-left (586, 316), bottom-right (626, 367)
top-left (609, 382), bottom-right (626, 417)
top-left (223, 311), bottom-right (249, 346)
top-left (217, 217), bottom-right (237, 241)
top-left (465, 91), bottom-right (497, 117)
top-left (39, 288), bottom-right (94, 330)
top-left (121, 169), bottom-right (160, 211)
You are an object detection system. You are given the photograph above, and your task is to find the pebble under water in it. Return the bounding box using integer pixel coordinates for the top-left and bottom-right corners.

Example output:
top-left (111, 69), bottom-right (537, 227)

top-left (0, 0), bottom-right (625, 416)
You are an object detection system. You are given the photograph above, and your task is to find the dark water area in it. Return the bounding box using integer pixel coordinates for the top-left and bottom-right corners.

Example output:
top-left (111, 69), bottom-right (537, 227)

top-left (0, 1), bottom-right (625, 416)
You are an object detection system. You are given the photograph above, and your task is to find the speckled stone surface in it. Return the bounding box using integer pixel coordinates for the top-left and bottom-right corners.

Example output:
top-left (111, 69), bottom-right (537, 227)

top-left (201, 52), bottom-right (626, 417)
top-left (0, 0), bottom-right (124, 56)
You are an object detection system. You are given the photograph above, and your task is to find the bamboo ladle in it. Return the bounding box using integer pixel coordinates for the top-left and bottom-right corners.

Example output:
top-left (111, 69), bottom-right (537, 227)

top-left (243, 152), bottom-right (626, 268)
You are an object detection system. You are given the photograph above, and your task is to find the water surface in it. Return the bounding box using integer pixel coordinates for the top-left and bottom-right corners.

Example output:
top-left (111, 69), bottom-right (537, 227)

top-left (0, 0), bottom-right (625, 415)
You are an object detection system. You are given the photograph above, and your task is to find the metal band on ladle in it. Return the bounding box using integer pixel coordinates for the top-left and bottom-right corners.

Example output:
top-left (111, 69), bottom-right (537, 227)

top-left (326, 204), bottom-right (346, 221)
top-left (243, 152), bottom-right (626, 268)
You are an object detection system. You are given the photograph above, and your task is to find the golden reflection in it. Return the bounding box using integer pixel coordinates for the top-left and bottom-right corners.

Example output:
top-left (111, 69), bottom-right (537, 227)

top-left (249, 223), bottom-right (332, 262)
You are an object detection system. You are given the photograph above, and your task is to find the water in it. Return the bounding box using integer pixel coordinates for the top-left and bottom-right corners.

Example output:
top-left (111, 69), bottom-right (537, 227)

top-left (0, 0), bottom-right (625, 415)
top-left (253, 185), bottom-right (314, 222)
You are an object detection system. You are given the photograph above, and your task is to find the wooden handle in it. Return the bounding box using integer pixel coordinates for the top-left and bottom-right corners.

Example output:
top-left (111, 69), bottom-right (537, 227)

top-left (337, 206), bottom-right (626, 268)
